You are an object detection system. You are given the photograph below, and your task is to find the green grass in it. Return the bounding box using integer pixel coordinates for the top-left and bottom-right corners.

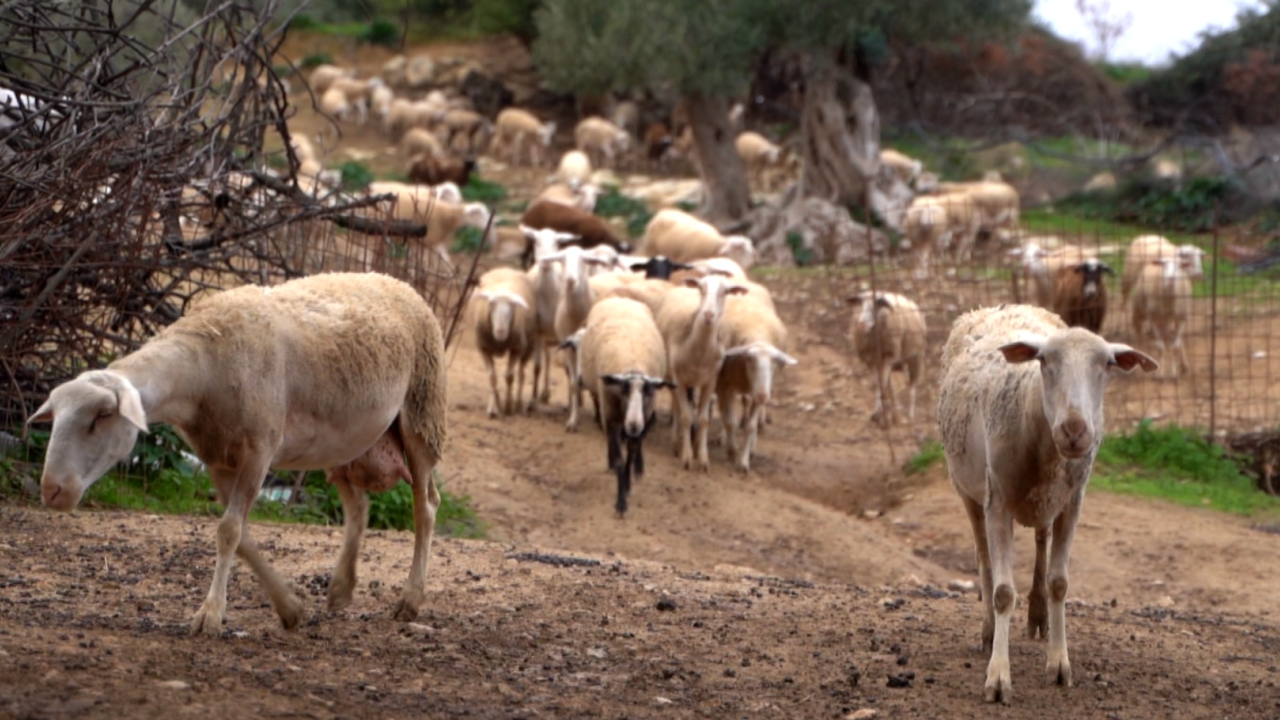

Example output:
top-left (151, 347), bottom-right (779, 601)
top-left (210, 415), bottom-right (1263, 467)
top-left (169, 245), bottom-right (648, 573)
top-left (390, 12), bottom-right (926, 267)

top-left (904, 439), bottom-right (944, 476)
top-left (1092, 421), bottom-right (1280, 517)
top-left (593, 185), bottom-right (653, 239)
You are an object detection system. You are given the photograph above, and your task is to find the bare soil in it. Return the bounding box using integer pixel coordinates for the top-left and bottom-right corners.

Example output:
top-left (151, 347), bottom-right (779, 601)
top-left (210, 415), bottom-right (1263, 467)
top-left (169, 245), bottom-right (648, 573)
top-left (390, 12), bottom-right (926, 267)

top-left (4, 34), bottom-right (1280, 720)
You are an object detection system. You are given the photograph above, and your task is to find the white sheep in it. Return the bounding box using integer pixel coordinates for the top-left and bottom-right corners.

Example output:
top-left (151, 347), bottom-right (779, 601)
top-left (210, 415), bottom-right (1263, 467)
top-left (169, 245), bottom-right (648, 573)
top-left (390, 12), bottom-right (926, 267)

top-left (734, 131), bottom-right (783, 191)
top-left (640, 208), bottom-right (757, 270)
top-left (442, 107), bottom-right (490, 154)
top-left (536, 181), bottom-right (602, 213)
top-left (401, 127), bottom-right (446, 161)
top-left (935, 180), bottom-right (1020, 240)
top-left (716, 293), bottom-right (796, 473)
top-left (1120, 234), bottom-right (1205, 307)
top-left (654, 274), bottom-right (748, 471)
top-left (472, 268), bottom-right (538, 417)
top-left (575, 297), bottom-right (673, 516)
top-left (27, 272), bottom-right (449, 636)
top-left (1130, 257), bottom-right (1193, 377)
top-left (331, 77), bottom-right (379, 125)
top-left (903, 199), bottom-right (948, 279)
top-left (848, 291), bottom-right (926, 426)
top-left (364, 182), bottom-right (492, 270)
top-left (574, 116), bottom-right (631, 169)
top-left (553, 149), bottom-right (594, 188)
top-left (542, 245), bottom-right (611, 427)
top-left (494, 108), bottom-right (557, 166)
top-left (937, 304), bottom-right (1156, 703)
top-left (370, 82), bottom-right (395, 132)
top-left (610, 99), bottom-right (640, 140)
top-left (319, 87), bottom-right (352, 123)
top-left (308, 64), bottom-right (353, 96)
top-left (880, 148), bottom-right (923, 184)
top-left (521, 225), bottom-right (581, 404)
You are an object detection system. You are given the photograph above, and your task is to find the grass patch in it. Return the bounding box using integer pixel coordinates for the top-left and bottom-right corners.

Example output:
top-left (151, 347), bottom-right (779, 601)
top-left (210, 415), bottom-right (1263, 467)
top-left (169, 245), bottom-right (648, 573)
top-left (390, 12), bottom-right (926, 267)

top-left (462, 177), bottom-right (508, 204)
top-left (338, 160), bottom-right (375, 192)
top-left (904, 439), bottom-right (944, 476)
top-left (452, 225), bottom-right (486, 253)
top-left (593, 186), bottom-right (652, 239)
top-left (1092, 421), bottom-right (1280, 517)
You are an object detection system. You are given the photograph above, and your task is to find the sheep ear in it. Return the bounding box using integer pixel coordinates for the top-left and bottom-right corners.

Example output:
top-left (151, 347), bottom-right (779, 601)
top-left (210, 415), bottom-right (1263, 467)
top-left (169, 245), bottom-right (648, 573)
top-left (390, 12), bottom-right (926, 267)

top-left (629, 262), bottom-right (651, 272)
top-left (27, 397), bottom-right (54, 425)
top-left (726, 286), bottom-right (749, 296)
top-left (520, 224), bottom-right (537, 241)
top-left (116, 386), bottom-right (148, 432)
top-left (672, 262), bottom-right (694, 271)
top-left (845, 294), bottom-right (864, 306)
top-left (1101, 262), bottom-right (1115, 275)
top-left (998, 336), bottom-right (1046, 364)
top-left (558, 336), bottom-right (579, 350)
top-left (643, 376), bottom-right (675, 389)
top-left (682, 278), bottom-right (700, 288)
top-left (771, 348), bottom-right (799, 366)
top-left (555, 233), bottom-right (580, 245)
top-left (474, 290), bottom-right (493, 301)
top-left (601, 374), bottom-right (629, 387)
top-left (508, 295), bottom-right (529, 309)
top-left (618, 242), bottom-right (633, 253)
top-left (874, 296), bottom-right (892, 308)
top-left (1109, 345), bottom-right (1159, 373)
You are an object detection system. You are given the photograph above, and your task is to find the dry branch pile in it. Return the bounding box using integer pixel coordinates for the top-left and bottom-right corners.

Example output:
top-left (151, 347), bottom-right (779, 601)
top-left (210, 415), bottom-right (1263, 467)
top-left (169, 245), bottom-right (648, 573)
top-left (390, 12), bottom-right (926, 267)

top-left (0, 0), bottom-right (473, 428)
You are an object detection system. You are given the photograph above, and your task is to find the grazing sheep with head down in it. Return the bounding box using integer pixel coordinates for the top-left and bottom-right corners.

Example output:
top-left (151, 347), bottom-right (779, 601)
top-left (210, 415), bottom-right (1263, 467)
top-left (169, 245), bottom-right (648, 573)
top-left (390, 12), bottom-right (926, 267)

top-left (494, 107), bottom-right (557, 166)
top-left (641, 208), bottom-right (756, 270)
top-left (937, 304), bottom-right (1156, 704)
top-left (472, 268), bottom-right (538, 417)
top-left (848, 291), bottom-right (926, 427)
top-left (27, 272), bottom-right (448, 636)
top-left (574, 116), bottom-right (631, 169)
top-left (1120, 234), bottom-right (1205, 307)
top-left (576, 297), bottom-right (674, 516)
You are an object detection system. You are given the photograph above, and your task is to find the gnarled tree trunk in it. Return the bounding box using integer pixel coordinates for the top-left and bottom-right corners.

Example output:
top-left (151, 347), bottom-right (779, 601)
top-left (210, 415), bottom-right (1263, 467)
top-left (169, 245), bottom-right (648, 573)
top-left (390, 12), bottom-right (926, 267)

top-left (796, 68), bottom-right (911, 230)
top-left (685, 93), bottom-right (752, 225)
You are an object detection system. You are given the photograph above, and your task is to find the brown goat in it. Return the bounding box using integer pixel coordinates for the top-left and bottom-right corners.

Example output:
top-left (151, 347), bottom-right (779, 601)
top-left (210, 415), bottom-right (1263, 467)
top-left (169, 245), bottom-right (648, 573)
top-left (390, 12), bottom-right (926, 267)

top-left (518, 199), bottom-right (632, 267)
top-left (1050, 258), bottom-right (1113, 333)
top-left (643, 122), bottom-right (674, 161)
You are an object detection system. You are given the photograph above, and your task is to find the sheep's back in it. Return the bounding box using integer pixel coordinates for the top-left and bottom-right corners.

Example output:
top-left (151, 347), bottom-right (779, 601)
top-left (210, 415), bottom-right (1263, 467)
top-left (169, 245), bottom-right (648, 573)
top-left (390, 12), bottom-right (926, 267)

top-left (581, 298), bottom-right (666, 389)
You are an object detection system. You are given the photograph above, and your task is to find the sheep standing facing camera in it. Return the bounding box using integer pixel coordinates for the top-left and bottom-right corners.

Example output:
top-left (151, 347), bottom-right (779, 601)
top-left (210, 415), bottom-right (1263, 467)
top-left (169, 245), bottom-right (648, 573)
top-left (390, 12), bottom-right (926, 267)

top-left (27, 272), bottom-right (448, 636)
top-left (848, 291), bottom-right (926, 427)
top-left (937, 304), bottom-right (1157, 704)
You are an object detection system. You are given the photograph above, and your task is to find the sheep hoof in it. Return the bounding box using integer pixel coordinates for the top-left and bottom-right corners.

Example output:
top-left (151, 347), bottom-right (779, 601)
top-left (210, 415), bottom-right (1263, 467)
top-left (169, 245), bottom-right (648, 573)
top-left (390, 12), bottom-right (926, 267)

top-left (486, 405), bottom-right (498, 419)
top-left (278, 594), bottom-right (305, 630)
top-left (565, 420), bottom-right (578, 433)
top-left (1044, 657), bottom-right (1072, 687)
top-left (392, 598), bottom-right (420, 622)
top-left (983, 666), bottom-right (1012, 704)
top-left (190, 604), bottom-right (225, 637)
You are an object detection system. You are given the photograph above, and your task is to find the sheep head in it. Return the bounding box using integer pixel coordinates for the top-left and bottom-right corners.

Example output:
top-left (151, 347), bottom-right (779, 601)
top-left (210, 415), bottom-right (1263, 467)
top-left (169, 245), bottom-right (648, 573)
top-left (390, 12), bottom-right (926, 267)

top-left (1072, 259), bottom-right (1114, 299)
top-left (26, 370), bottom-right (149, 511)
top-left (601, 372), bottom-right (674, 439)
top-left (719, 235), bottom-right (757, 270)
top-left (999, 329), bottom-right (1157, 459)
top-left (684, 274), bottom-right (748, 327)
top-left (476, 290), bottom-right (528, 342)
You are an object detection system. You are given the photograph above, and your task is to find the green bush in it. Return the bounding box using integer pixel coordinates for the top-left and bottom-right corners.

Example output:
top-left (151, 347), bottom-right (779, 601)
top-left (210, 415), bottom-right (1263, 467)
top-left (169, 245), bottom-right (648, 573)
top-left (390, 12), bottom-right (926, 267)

top-left (785, 230), bottom-right (812, 266)
top-left (594, 186), bottom-right (652, 238)
top-left (904, 439), bottom-right (944, 475)
top-left (452, 224), bottom-right (487, 253)
top-left (359, 19), bottom-right (400, 47)
top-left (299, 52), bottom-right (334, 69)
top-left (462, 177), bottom-right (508, 203)
top-left (1057, 175), bottom-right (1237, 233)
top-left (290, 14), bottom-right (320, 31)
top-left (338, 160), bottom-right (375, 192)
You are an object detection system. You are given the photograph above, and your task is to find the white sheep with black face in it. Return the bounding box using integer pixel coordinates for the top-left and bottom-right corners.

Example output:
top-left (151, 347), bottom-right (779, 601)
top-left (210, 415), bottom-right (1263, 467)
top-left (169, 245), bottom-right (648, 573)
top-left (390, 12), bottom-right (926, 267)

top-left (937, 304), bottom-right (1157, 704)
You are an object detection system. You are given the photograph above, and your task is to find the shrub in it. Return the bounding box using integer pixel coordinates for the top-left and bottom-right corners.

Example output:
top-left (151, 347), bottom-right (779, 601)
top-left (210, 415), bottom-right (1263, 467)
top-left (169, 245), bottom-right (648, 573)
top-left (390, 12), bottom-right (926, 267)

top-left (338, 160), bottom-right (375, 192)
top-left (594, 186), bottom-right (652, 238)
top-left (462, 177), bottom-right (508, 204)
top-left (359, 19), bottom-right (400, 48)
top-left (299, 52), bottom-right (333, 69)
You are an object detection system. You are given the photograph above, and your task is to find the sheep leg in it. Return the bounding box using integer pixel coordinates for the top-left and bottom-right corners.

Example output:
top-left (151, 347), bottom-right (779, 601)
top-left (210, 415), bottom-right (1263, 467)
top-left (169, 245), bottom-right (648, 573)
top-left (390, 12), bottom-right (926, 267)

top-left (327, 472), bottom-right (370, 611)
top-left (233, 527), bottom-right (305, 629)
top-left (692, 383), bottom-right (714, 472)
top-left (533, 342), bottom-right (551, 404)
top-left (503, 352), bottom-right (517, 415)
top-left (1173, 320), bottom-right (1190, 377)
top-left (564, 351), bottom-right (580, 432)
top-left (960, 493), bottom-right (995, 651)
top-left (982, 491), bottom-right (1017, 704)
top-left (191, 459), bottom-right (271, 637)
top-left (1044, 492), bottom-right (1082, 689)
top-left (483, 352), bottom-right (501, 418)
top-left (516, 356), bottom-right (530, 414)
top-left (739, 396), bottom-right (767, 475)
top-left (393, 428), bottom-right (441, 622)
top-left (675, 384), bottom-right (694, 464)
top-left (719, 390), bottom-right (739, 463)
top-left (610, 423), bottom-right (629, 517)
top-left (1027, 526), bottom-right (1049, 640)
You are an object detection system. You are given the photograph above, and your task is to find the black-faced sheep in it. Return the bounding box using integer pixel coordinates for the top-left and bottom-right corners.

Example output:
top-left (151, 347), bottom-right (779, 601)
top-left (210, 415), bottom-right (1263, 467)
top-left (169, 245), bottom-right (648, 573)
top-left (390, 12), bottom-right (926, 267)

top-left (1050, 258), bottom-right (1114, 333)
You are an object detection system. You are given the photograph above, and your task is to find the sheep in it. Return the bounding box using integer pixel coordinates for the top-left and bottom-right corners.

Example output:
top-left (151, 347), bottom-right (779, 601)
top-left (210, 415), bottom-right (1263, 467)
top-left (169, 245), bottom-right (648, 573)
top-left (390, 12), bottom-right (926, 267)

top-left (574, 116), bottom-right (631, 169)
top-left (407, 154), bottom-right (476, 187)
top-left (319, 87), bottom-right (352, 123)
top-left (544, 246), bottom-right (612, 427)
top-left (880, 148), bottom-right (923, 185)
top-left (1014, 243), bottom-right (1097, 308)
top-left (387, 97), bottom-right (446, 139)
top-left (903, 199), bottom-right (949, 279)
top-left (847, 291), bottom-right (926, 427)
top-left (554, 150), bottom-right (594, 188)
top-left (936, 304), bottom-right (1157, 703)
top-left (716, 295), bottom-right (796, 473)
top-left (640, 208), bottom-right (757, 270)
top-left (654, 274), bottom-right (748, 471)
top-left (627, 255), bottom-right (695, 280)
top-left (364, 184), bottom-right (491, 269)
top-left (442, 108), bottom-right (490, 154)
top-left (1120, 235), bottom-right (1205, 306)
top-left (909, 193), bottom-right (982, 264)
top-left (331, 77), bottom-right (378, 124)
top-left (472, 268), bottom-right (538, 417)
top-left (520, 199), bottom-right (633, 257)
top-left (575, 297), bottom-right (673, 516)
top-left (521, 226), bottom-right (580, 403)
top-left (611, 100), bottom-right (640, 141)
top-left (1130, 258), bottom-right (1193, 377)
top-left (935, 180), bottom-right (1021, 239)
top-left (1050, 258), bottom-right (1114, 333)
top-left (27, 272), bottom-right (448, 636)
top-left (370, 82), bottom-right (395, 132)
top-left (536, 182), bottom-right (602, 213)
top-left (308, 64), bottom-right (352, 96)
top-left (735, 131), bottom-right (783, 190)
top-left (401, 127), bottom-right (446, 160)
top-left (494, 108), bottom-right (556, 166)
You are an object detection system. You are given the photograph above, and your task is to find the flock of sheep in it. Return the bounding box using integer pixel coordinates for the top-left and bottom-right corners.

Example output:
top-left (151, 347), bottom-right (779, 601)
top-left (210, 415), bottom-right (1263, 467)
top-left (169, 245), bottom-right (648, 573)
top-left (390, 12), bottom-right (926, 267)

top-left (14, 55), bottom-right (1217, 707)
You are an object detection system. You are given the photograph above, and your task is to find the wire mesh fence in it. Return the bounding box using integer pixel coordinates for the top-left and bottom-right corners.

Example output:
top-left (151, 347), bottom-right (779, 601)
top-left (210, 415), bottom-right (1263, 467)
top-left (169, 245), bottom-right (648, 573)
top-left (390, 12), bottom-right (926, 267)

top-left (814, 201), bottom-right (1280, 461)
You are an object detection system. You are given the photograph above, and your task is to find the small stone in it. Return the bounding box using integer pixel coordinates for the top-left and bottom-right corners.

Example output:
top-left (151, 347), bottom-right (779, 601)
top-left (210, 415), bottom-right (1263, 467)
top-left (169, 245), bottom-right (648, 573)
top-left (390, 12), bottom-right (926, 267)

top-left (156, 680), bottom-right (190, 690)
top-left (655, 598), bottom-right (677, 612)
top-left (947, 579), bottom-right (976, 593)
top-left (406, 622), bottom-right (436, 635)
top-left (655, 696), bottom-right (673, 705)
top-left (587, 648), bottom-right (607, 659)
top-left (862, 510), bottom-right (881, 520)
top-left (845, 710), bottom-right (879, 720)
top-left (1156, 596), bottom-right (1175, 608)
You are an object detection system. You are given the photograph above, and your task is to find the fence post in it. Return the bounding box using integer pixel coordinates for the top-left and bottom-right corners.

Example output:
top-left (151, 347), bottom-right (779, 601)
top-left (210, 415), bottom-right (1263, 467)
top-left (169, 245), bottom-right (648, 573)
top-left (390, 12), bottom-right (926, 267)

top-left (1209, 202), bottom-right (1220, 440)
